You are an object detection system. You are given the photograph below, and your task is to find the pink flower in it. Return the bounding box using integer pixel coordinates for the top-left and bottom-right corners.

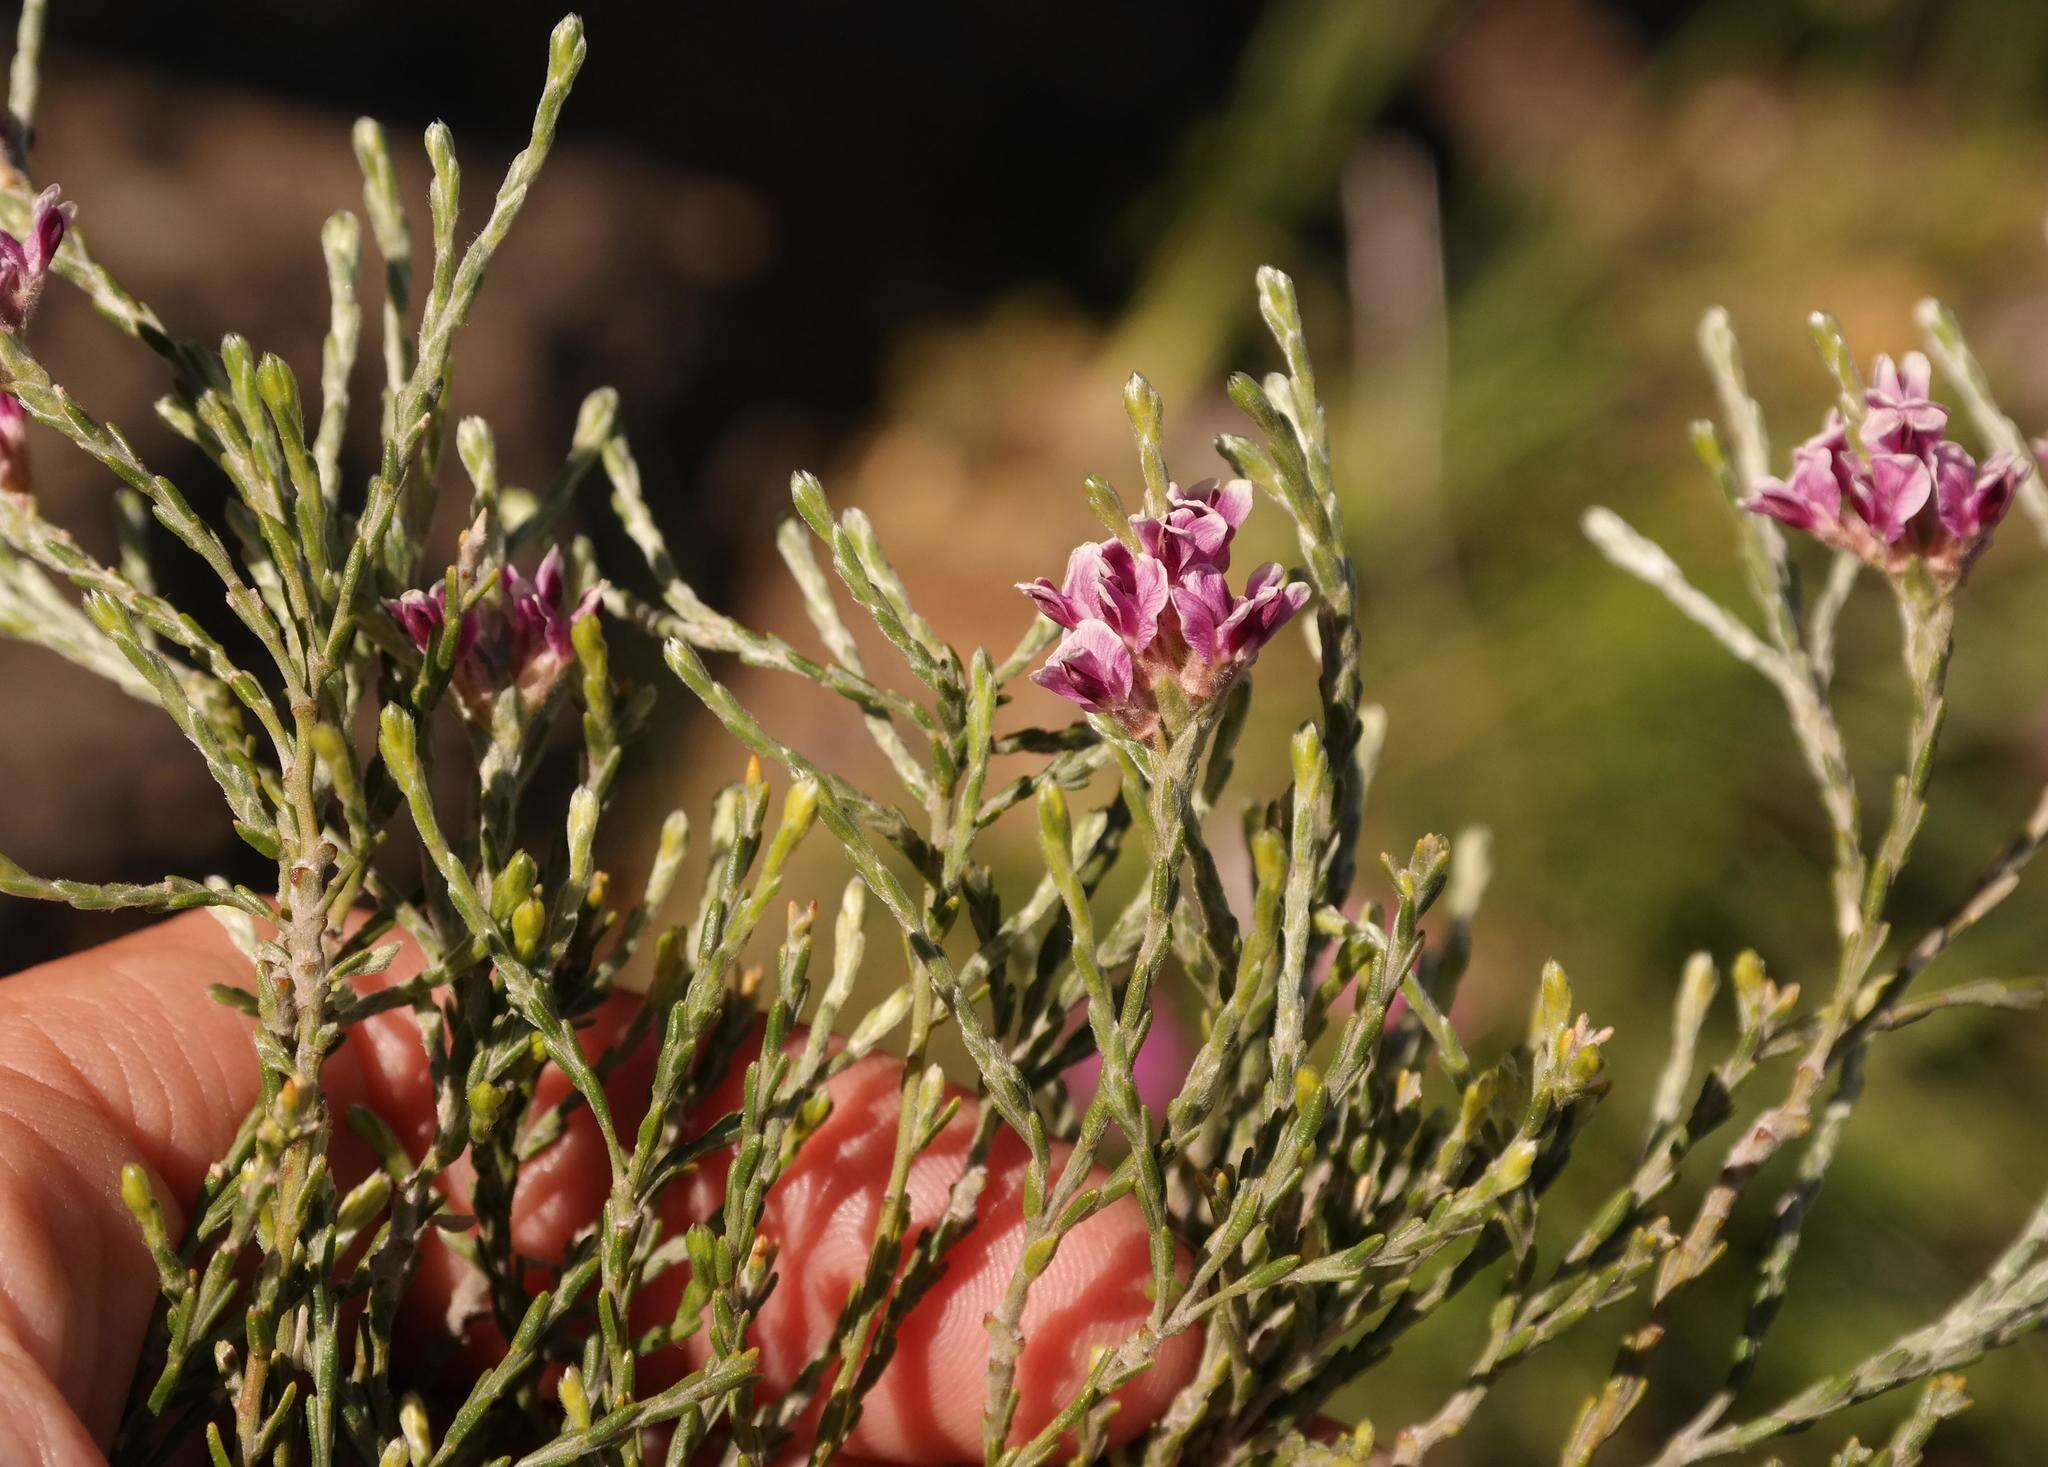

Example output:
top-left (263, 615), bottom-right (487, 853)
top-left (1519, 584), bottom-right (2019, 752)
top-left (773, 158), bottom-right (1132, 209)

top-left (1031, 618), bottom-right (1141, 726)
top-left (1132, 478), bottom-right (1253, 577)
top-left (1023, 479), bottom-right (1306, 736)
top-left (1933, 443), bottom-right (2021, 541)
top-left (389, 584), bottom-right (478, 660)
top-left (0, 186), bottom-right (73, 334)
top-left (1016, 539), bottom-right (1167, 652)
top-left (1745, 442), bottom-right (1844, 536)
top-left (504, 546), bottom-right (601, 700)
top-left (1850, 452), bottom-right (1933, 545)
top-left (1215, 563), bottom-right (1312, 656)
top-left (1859, 352), bottom-right (1947, 454)
top-left (387, 546), bottom-right (600, 714)
top-left (1172, 562), bottom-right (1310, 696)
top-left (1742, 351), bottom-right (2022, 584)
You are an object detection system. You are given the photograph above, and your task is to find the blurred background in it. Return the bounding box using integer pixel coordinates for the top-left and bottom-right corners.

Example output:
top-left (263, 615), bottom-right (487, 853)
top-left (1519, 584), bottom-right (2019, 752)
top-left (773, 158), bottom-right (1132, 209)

top-left (5, 0), bottom-right (2048, 1459)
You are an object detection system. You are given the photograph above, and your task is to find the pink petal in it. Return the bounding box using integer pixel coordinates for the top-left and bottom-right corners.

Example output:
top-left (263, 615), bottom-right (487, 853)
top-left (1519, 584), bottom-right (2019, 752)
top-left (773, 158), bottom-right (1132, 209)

top-left (1857, 453), bottom-right (1933, 543)
top-left (1017, 578), bottom-right (1083, 628)
top-left (533, 546), bottom-right (565, 607)
top-left (1171, 570), bottom-right (1234, 663)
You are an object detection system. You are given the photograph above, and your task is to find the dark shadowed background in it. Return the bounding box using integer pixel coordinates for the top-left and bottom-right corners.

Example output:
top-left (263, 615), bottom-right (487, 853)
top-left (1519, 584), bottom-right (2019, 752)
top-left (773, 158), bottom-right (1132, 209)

top-left (5, 0), bottom-right (2048, 1460)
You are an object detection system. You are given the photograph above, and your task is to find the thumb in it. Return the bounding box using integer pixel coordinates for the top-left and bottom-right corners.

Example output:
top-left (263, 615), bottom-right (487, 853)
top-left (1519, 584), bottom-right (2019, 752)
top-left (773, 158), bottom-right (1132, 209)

top-left (0, 913), bottom-right (394, 1463)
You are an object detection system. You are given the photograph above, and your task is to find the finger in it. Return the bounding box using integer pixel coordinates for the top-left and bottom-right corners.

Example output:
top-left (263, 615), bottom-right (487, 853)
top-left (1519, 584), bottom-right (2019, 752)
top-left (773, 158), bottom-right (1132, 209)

top-left (429, 1019), bottom-right (1202, 1461)
top-left (0, 1065), bottom-right (163, 1466)
top-left (676, 1049), bottom-right (1202, 1461)
top-left (0, 911), bottom-right (430, 1458)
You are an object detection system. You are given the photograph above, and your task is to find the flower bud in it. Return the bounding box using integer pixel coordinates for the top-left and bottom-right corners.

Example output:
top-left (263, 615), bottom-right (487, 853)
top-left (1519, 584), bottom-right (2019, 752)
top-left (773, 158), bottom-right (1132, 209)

top-left (468, 1081), bottom-right (508, 1136)
top-left (557, 1365), bottom-right (592, 1430)
top-left (399, 1395), bottom-right (432, 1464)
top-left (511, 896), bottom-right (547, 962)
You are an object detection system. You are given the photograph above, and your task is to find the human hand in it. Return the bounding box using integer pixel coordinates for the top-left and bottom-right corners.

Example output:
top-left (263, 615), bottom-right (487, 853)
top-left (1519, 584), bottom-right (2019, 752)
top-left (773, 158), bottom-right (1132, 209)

top-left (0, 913), bottom-right (1198, 1465)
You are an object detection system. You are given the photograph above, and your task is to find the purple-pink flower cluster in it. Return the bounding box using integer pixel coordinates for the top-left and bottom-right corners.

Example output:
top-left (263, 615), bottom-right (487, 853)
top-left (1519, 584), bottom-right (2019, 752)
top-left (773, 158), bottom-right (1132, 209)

top-left (0, 185), bottom-right (72, 336)
top-left (1742, 352), bottom-right (2022, 581)
top-left (388, 546), bottom-right (600, 713)
top-left (1019, 479), bottom-right (1308, 737)
top-left (0, 187), bottom-right (74, 495)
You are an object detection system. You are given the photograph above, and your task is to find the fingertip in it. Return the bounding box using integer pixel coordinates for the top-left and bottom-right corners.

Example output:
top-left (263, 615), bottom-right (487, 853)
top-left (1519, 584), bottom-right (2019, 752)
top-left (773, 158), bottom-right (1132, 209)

top-left (0, 1323), bottom-right (105, 1467)
top-left (0, 911), bottom-right (262, 1205)
top-left (1013, 1199), bottom-right (1203, 1453)
top-left (848, 1123), bottom-right (1201, 1460)
top-left (507, 998), bottom-right (745, 1262)
top-left (652, 1054), bottom-right (1202, 1462)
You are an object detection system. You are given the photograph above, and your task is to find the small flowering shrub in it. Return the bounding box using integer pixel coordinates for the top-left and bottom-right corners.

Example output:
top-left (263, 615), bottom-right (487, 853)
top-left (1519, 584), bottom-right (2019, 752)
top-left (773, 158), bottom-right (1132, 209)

top-left (5, 10), bottom-right (2048, 1467)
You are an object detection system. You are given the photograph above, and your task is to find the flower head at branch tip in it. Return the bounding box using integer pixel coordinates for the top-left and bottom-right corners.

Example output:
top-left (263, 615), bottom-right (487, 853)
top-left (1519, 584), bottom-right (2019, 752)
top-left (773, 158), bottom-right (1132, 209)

top-left (0, 185), bottom-right (74, 334)
top-left (1741, 356), bottom-right (2023, 584)
top-left (1022, 475), bottom-right (1307, 738)
top-left (386, 545), bottom-right (602, 715)
top-left (504, 545), bottom-right (604, 704)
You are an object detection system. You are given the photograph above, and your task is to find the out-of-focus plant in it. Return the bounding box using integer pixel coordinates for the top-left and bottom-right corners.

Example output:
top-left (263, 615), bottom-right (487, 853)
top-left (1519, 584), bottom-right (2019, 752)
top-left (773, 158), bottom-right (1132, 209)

top-left (1575, 303), bottom-right (2048, 1464)
top-left (5, 3), bottom-right (2048, 1465)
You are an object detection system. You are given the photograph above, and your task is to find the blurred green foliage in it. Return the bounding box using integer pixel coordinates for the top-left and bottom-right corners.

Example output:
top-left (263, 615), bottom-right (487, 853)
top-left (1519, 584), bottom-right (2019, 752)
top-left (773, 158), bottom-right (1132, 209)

top-left (1262, 1), bottom-right (2048, 1459)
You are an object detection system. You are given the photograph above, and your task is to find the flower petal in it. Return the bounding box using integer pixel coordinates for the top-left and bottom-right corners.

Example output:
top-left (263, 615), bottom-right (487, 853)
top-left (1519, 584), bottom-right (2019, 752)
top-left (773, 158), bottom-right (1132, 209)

top-left (1017, 578), bottom-right (1084, 628)
top-left (1171, 570), bottom-right (1234, 664)
top-left (1855, 453), bottom-right (1933, 543)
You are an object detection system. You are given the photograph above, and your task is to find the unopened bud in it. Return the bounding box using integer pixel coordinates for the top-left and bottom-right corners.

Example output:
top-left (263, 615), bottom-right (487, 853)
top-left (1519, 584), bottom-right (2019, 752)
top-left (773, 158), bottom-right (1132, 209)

top-left (512, 897), bottom-right (547, 961)
top-left (492, 850), bottom-right (537, 925)
top-left (337, 1171), bottom-right (392, 1232)
top-left (468, 1082), bottom-right (507, 1135)
top-left (399, 1395), bottom-right (432, 1464)
top-left (1531, 961), bottom-right (1571, 1046)
top-left (780, 779), bottom-right (820, 840)
top-left (558, 1364), bottom-right (592, 1429)
top-left (1732, 949), bottom-right (1768, 1031)
top-left (120, 1162), bottom-right (156, 1219)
